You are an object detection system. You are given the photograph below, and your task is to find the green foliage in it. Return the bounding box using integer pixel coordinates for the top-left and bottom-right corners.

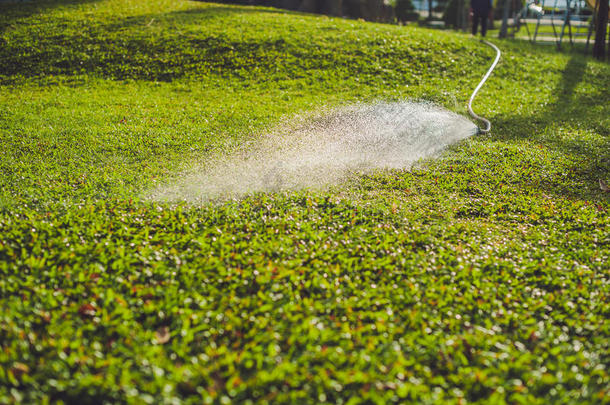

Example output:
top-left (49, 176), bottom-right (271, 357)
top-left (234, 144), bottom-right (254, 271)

top-left (0, 0), bottom-right (609, 403)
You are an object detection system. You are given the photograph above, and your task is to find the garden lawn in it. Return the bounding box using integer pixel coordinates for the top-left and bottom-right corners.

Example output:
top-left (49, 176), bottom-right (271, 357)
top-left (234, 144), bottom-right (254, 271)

top-left (0, 0), bottom-right (609, 403)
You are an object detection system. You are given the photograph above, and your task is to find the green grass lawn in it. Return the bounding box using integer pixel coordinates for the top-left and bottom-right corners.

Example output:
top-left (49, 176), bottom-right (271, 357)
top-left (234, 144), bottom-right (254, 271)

top-left (1, 0), bottom-right (609, 403)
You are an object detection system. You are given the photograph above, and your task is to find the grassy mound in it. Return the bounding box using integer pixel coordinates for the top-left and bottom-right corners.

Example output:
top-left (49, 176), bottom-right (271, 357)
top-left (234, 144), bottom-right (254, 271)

top-left (1, 0), bottom-right (608, 403)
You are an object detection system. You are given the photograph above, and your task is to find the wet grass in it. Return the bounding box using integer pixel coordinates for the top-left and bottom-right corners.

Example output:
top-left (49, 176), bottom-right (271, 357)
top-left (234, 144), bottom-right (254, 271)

top-left (0, 0), bottom-right (609, 403)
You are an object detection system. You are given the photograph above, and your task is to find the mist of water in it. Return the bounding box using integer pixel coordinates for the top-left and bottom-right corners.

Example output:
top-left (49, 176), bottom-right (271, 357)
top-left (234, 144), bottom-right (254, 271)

top-left (148, 101), bottom-right (478, 202)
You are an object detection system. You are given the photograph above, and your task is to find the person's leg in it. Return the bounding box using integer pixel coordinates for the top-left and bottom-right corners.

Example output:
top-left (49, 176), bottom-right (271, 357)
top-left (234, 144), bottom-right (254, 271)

top-left (480, 12), bottom-right (488, 37)
top-left (472, 13), bottom-right (479, 35)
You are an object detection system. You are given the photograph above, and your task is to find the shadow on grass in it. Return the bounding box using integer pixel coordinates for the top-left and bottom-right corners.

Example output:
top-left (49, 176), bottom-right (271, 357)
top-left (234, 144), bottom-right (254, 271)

top-left (0, 0), bottom-right (102, 32)
top-left (0, 2), bottom-right (305, 83)
top-left (100, 4), bottom-right (295, 32)
top-left (491, 55), bottom-right (609, 201)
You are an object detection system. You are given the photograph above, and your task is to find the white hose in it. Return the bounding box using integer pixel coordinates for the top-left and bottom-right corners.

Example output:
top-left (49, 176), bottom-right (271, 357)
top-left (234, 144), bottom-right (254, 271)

top-left (468, 40), bottom-right (501, 134)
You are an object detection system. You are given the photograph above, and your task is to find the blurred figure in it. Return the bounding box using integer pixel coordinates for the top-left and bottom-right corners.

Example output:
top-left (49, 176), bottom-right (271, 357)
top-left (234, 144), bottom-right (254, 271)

top-left (470, 0), bottom-right (493, 36)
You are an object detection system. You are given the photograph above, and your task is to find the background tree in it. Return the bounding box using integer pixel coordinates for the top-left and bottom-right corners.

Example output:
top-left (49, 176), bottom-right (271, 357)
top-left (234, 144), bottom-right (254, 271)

top-left (592, 0), bottom-right (608, 59)
top-left (395, 0), bottom-right (418, 22)
top-left (363, 0), bottom-right (386, 21)
top-left (298, 0), bottom-right (318, 12)
top-left (343, 0), bottom-right (387, 21)
top-left (278, 0), bottom-right (301, 9)
top-left (443, 0), bottom-right (468, 29)
top-left (322, 0), bottom-right (344, 15)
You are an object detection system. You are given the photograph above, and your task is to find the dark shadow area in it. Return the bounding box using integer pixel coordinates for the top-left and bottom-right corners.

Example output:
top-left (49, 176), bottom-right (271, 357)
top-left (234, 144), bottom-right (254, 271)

top-left (101, 4), bottom-right (293, 31)
top-left (96, 5), bottom-right (285, 33)
top-left (546, 55), bottom-right (589, 119)
top-left (0, 0), bottom-right (103, 32)
top-left (0, 4), bottom-right (302, 83)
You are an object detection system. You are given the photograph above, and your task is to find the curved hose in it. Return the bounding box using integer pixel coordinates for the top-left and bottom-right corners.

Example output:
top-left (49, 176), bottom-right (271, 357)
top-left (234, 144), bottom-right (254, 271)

top-left (468, 40), bottom-right (501, 134)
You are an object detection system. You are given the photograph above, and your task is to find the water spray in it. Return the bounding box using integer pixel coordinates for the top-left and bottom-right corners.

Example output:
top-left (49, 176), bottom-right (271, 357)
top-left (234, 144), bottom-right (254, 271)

top-left (468, 40), bottom-right (501, 134)
top-left (150, 102), bottom-right (478, 202)
top-left (150, 40), bottom-right (502, 202)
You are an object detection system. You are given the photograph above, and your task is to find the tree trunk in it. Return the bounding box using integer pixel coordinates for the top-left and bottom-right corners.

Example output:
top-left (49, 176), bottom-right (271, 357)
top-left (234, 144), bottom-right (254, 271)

top-left (499, 0), bottom-right (510, 38)
top-left (593, 0), bottom-right (609, 59)
top-left (322, 0), bottom-right (343, 16)
top-left (428, 0), bottom-right (433, 18)
top-left (280, 0), bottom-right (301, 10)
top-left (299, 0), bottom-right (318, 13)
top-left (459, 0), bottom-right (468, 30)
top-left (383, 2), bottom-right (396, 21)
top-left (362, 0), bottom-right (384, 21)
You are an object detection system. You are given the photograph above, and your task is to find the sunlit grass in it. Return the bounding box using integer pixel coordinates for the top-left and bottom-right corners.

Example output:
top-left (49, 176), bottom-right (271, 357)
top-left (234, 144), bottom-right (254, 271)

top-left (0, 0), bottom-right (608, 403)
